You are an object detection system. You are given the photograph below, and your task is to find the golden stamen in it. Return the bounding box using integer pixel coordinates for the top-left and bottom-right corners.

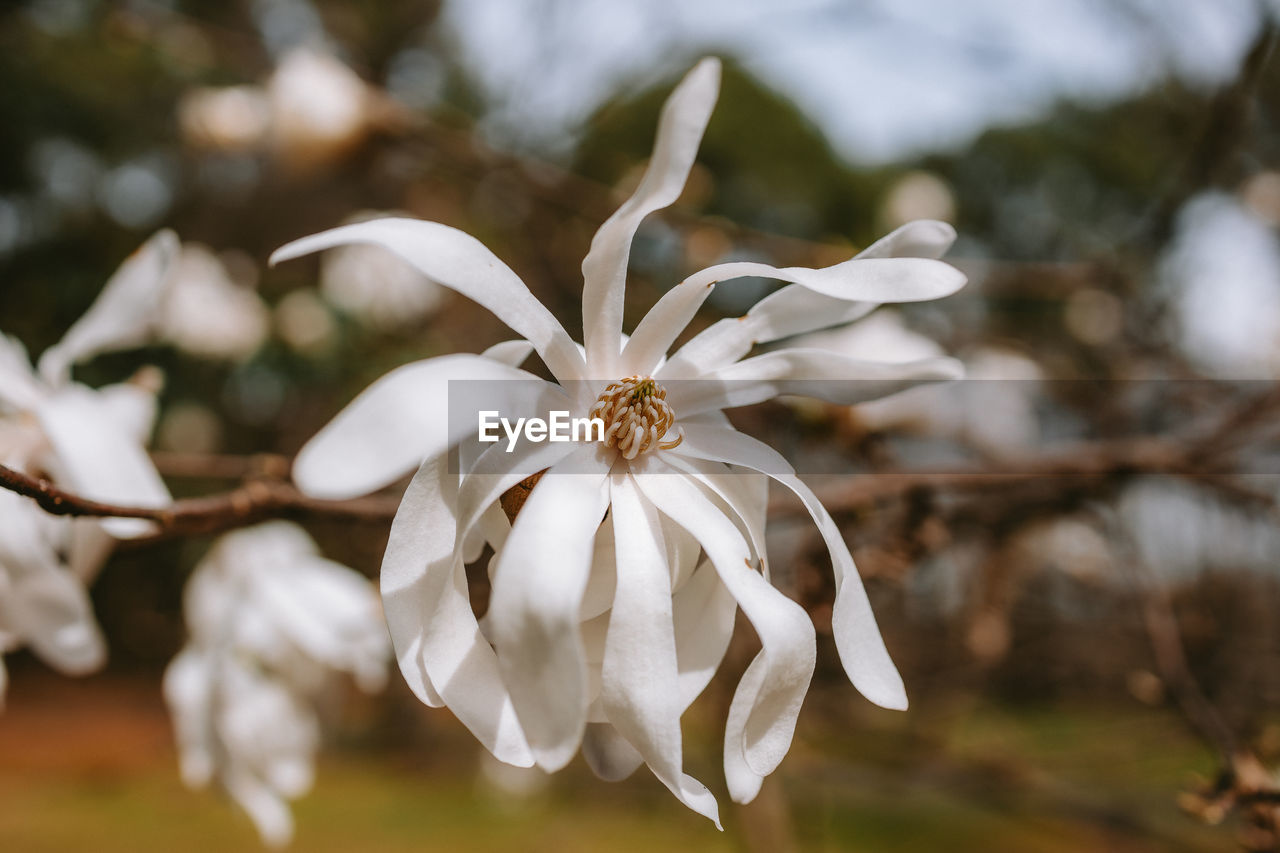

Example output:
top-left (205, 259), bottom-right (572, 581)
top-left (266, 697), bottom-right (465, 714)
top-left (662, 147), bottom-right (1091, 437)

top-left (589, 375), bottom-right (683, 460)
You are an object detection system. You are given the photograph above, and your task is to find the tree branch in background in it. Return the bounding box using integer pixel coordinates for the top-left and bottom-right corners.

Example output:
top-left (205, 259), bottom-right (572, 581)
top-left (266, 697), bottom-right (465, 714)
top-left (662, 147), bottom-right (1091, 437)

top-left (0, 462), bottom-right (400, 542)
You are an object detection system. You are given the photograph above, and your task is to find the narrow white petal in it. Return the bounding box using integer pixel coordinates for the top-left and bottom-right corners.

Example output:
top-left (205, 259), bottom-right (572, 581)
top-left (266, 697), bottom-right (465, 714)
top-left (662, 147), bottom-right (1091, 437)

top-left (579, 516), bottom-right (617, 621)
top-left (633, 463), bottom-right (814, 780)
top-left (667, 348), bottom-right (963, 417)
top-left (163, 647), bottom-right (217, 788)
top-left (482, 339), bottom-right (535, 367)
top-left (93, 379), bottom-right (160, 446)
top-left (628, 257), bottom-right (964, 377)
top-left (476, 501), bottom-right (512, 555)
top-left (658, 452), bottom-right (770, 578)
top-left (377, 455), bottom-right (465, 711)
top-left (386, 436), bottom-right (574, 759)
top-left (488, 446), bottom-right (612, 771)
top-left (35, 385), bottom-right (170, 538)
top-left (661, 220), bottom-right (959, 377)
top-left (0, 334), bottom-right (43, 411)
top-left (581, 58), bottom-right (720, 376)
top-left (221, 763), bottom-right (295, 849)
top-left (8, 565), bottom-right (106, 675)
top-left (672, 424), bottom-right (907, 710)
top-left (662, 513), bottom-right (702, 592)
top-left (672, 559), bottom-right (737, 711)
top-left (723, 655), bottom-right (767, 803)
top-left (381, 454), bottom-right (533, 764)
top-left (602, 473), bottom-right (721, 826)
top-left (271, 219), bottom-right (585, 382)
top-left (37, 230), bottom-right (179, 385)
top-left (0, 490), bottom-right (62, 575)
top-left (857, 219), bottom-right (957, 260)
top-left (581, 721), bottom-right (644, 781)
top-left (66, 520), bottom-right (115, 584)
top-left (292, 354), bottom-right (567, 500)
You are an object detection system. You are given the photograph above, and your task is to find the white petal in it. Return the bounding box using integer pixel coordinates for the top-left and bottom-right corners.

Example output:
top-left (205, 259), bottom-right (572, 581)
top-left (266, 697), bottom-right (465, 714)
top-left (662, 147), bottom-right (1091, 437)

top-left (858, 219), bottom-right (957, 260)
top-left (633, 463), bottom-right (814, 781)
top-left (482, 339), bottom-right (535, 368)
top-left (384, 437), bottom-right (576, 763)
top-left (658, 452), bottom-right (770, 579)
top-left (667, 348), bottom-right (964, 417)
top-left (66, 520), bottom-right (115, 584)
top-left (292, 354), bottom-right (567, 500)
top-left (8, 565), bottom-right (106, 675)
top-left (382, 455), bottom-right (528, 764)
top-left (723, 654), bottom-right (767, 803)
top-left (37, 230), bottom-right (179, 385)
top-left (255, 553), bottom-right (388, 690)
top-left (222, 763), bottom-right (295, 849)
top-left (672, 559), bottom-right (737, 710)
top-left (602, 473), bottom-right (721, 826)
top-left (628, 257), bottom-right (964, 378)
top-left (488, 446), bottom-right (612, 770)
top-left (0, 334), bottom-right (42, 411)
top-left (93, 379), bottom-right (161, 446)
top-left (661, 220), bottom-right (959, 377)
top-left (218, 667), bottom-right (318, 802)
top-left (579, 516), bottom-right (617, 621)
top-left (672, 424), bottom-right (907, 710)
top-left (0, 489), bottom-right (62, 576)
top-left (662, 513), bottom-right (702, 592)
top-left (271, 219), bottom-right (586, 383)
top-left (581, 58), bottom-right (720, 376)
top-left (163, 647), bottom-right (216, 788)
top-left (476, 501), bottom-right (512, 556)
top-left (35, 385), bottom-right (171, 538)
top-left (581, 721), bottom-right (644, 781)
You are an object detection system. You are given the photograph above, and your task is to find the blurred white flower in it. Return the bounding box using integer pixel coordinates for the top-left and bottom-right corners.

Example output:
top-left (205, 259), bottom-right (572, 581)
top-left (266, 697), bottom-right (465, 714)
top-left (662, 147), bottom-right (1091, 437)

top-left (273, 59), bottom-right (965, 823)
top-left (0, 233), bottom-right (176, 699)
top-left (267, 48), bottom-right (376, 171)
top-left (1119, 477), bottom-right (1280, 582)
top-left (1164, 191), bottom-right (1280, 377)
top-left (320, 214), bottom-right (447, 331)
top-left (274, 288), bottom-right (338, 354)
top-left (161, 244), bottom-right (270, 361)
top-left (178, 86), bottom-right (273, 153)
top-left (178, 47), bottom-right (392, 173)
top-left (164, 521), bottom-right (389, 847)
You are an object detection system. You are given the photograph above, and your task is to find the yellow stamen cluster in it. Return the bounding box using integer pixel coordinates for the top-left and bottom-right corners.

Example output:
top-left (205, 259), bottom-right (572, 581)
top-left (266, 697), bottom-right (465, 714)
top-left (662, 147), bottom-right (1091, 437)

top-left (589, 375), bottom-right (683, 459)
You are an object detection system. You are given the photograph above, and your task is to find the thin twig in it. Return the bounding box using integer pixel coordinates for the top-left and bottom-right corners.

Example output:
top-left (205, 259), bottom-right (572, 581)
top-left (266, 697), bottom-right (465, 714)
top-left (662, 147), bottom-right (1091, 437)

top-left (0, 463), bottom-right (401, 540)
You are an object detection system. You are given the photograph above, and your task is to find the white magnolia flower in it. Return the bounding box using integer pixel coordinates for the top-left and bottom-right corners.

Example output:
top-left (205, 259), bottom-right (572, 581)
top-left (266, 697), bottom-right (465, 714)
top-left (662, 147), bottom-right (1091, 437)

top-left (164, 521), bottom-right (389, 847)
top-left (272, 59), bottom-right (965, 824)
top-left (0, 233), bottom-right (175, 698)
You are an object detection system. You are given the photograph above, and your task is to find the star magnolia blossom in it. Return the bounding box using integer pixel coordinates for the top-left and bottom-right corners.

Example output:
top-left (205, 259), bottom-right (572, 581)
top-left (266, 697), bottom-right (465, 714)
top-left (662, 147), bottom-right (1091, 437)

top-left (0, 232), bottom-right (176, 699)
top-left (272, 58), bottom-right (966, 824)
top-left (164, 522), bottom-right (389, 847)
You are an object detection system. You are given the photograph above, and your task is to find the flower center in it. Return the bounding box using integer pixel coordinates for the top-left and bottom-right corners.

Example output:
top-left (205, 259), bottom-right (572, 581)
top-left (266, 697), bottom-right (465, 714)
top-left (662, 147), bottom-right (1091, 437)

top-left (589, 375), bottom-right (683, 459)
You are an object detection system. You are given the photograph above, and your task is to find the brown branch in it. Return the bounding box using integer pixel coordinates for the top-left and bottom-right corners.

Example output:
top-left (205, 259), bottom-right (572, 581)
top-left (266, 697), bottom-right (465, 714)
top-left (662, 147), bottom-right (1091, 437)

top-left (0, 430), bottom-right (1252, 543)
top-left (0, 463), bottom-right (400, 541)
top-left (767, 436), bottom-right (1190, 516)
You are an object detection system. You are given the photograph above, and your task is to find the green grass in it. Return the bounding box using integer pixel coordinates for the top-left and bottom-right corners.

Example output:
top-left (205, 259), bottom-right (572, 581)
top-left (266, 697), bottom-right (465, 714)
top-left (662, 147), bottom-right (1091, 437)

top-left (0, 677), bottom-right (1240, 851)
